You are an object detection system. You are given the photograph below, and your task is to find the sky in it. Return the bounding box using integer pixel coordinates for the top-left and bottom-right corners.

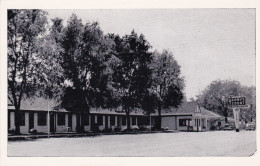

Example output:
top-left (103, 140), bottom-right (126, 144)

top-left (46, 9), bottom-right (255, 100)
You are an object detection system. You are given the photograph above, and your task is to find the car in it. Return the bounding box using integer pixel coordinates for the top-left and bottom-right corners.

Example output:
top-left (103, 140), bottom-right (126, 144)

top-left (222, 124), bottom-right (234, 131)
top-left (246, 122), bottom-right (256, 131)
top-left (161, 127), bottom-right (174, 132)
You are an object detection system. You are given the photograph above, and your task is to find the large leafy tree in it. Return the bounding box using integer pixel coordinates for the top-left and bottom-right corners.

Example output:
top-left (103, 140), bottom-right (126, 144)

top-left (8, 9), bottom-right (48, 134)
top-left (150, 50), bottom-right (184, 129)
top-left (240, 86), bottom-right (256, 122)
top-left (197, 80), bottom-right (256, 123)
top-left (58, 14), bottom-right (114, 132)
top-left (109, 31), bottom-right (153, 130)
top-left (34, 19), bottom-right (64, 100)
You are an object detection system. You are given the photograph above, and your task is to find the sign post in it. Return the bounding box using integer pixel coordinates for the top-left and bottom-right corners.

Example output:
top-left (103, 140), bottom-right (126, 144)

top-left (233, 107), bottom-right (240, 132)
top-left (227, 96), bottom-right (249, 132)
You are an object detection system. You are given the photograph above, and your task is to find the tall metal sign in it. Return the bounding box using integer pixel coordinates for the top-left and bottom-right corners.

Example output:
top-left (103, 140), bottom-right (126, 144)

top-left (227, 96), bottom-right (249, 132)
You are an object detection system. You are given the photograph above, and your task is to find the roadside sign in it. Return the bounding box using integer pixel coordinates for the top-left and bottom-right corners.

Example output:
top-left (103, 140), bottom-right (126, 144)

top-left (227, 96), bottom-right (248, 132)
top-left (227, 96), bottom-right (250, 108)
top-left (228, 96), bottom-right (246, 106)
top-left (233, 108), bottom-right (240, 131)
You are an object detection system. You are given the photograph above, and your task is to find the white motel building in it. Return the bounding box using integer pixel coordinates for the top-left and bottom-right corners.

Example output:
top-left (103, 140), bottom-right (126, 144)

top-left (8, 98), bottom-right (221, 134)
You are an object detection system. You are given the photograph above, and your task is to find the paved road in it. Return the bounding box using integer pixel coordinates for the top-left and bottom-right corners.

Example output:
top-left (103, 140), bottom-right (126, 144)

top-left (8, 130), bottom-right (256, 157)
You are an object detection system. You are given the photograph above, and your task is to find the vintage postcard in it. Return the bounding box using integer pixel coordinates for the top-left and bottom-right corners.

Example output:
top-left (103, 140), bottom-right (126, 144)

top-left (0, 0), bottom-right (259, 166)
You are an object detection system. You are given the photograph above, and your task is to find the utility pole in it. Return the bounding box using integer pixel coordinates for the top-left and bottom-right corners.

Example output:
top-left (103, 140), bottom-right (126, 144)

top-left (47, 100), bottom-right (50, 138)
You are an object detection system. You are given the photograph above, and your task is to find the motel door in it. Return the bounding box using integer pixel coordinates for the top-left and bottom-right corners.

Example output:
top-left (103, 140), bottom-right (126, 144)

top-left (90, 115), bottom-right (95, 131)
top-left (197, 119), bottom-right (199, 131)
top-left (105, 115), bottom-right (108, 129)
top-left (50, 112), bottom-right (55, 132)
top-left (68, 114), bottom-right (72, 128)
top-left (29, 112), bottom-right (34, 132)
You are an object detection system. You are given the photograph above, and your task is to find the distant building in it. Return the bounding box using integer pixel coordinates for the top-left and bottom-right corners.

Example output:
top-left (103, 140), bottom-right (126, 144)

top-left (8, 98), bottom-right (221, 134)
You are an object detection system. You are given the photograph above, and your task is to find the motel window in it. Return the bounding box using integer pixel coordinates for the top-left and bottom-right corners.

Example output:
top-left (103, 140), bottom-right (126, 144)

top-left (98, 115), bottom-right (103, 126)
top-left (57, 113), bottom-right (65, 126)
top-left (122, 116), bottom-right (126, 126)
top-left (110, 115), bottom-right (115, 126)
top-left (38, 112), bottom-right (47, 126)
top-left (132, 116), bottom-right (136, 125)
top-left (179, 119), bottom-right (191, 127)
top-left (82, 114), bottom-right (89, 126)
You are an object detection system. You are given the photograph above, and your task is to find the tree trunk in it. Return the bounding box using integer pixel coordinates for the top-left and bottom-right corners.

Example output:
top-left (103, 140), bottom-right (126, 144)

top-left (223, 107), bottom-right (228, 124)
top-left (126, 108), bottom-right (131, 130)
top-left (14, 107), bottom-right (21, 134)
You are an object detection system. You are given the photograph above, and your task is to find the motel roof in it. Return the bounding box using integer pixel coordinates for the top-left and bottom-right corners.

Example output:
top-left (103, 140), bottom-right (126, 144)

top-left (8, 98), bottom-right (221, 118)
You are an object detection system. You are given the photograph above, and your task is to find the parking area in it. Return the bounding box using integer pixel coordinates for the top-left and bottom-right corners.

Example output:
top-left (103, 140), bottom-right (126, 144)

top-left (8, 130), bottom-right (256, 157)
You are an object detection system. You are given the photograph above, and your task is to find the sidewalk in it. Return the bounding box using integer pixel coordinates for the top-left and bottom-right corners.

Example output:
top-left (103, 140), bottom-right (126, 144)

top-left (8, 130), bottom-right (178, 141)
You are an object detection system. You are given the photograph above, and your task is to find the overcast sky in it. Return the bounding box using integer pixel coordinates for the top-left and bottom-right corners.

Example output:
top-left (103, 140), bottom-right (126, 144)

top-left (46, 9), bottom-right (255, 100)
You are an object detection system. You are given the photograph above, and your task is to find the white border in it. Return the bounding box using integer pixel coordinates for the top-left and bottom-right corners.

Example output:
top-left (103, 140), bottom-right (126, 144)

top-left (0, 0), bottom-right (259, 166)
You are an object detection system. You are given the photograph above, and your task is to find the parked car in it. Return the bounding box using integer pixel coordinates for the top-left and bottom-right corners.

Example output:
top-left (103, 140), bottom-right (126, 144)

top-left (246, 122), bottom-right (256, 131)
top-left (161, 127), bottom-right (174, 132)
top-left (222, 124), bottom-right (234, 131)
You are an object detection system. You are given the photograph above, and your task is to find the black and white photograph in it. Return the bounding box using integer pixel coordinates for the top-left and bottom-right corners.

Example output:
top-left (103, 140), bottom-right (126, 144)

top-left (1, 0), bottom-right (259, 165)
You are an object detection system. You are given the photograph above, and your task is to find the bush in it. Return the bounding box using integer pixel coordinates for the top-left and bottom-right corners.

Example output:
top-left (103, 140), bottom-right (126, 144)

top-left (102, 128), bottom-right (113, 133)
top-left (8, 129), bottom-right (15, 134)
top-left (139, 125), bottom-right (149, 131)
top-left (113, 126), bottom-right (121, 132)
top-left (76, 125), bottom-right (85, 133)
top-left (29, 128), bottom-right (38, 134)
top-left (91, 123), bottom-right (100, 133)
top-left (210, 126), bottom-right (217, 131)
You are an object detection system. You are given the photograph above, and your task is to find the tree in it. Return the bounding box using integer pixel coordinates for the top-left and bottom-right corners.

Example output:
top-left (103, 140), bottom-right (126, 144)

top-left (8, 9), bottom-right (48, 134)
top-left (58, 14), bottom-right (114, 132)
top-left (197, 80), bottom-right (255, 123)
top-left (34, 19), bottom-right (64, 100)
top-left (150, 50), bottom-right (184, 129)
top-left (239, 86), bottom-right (256, 122)
top-left (109, 31), bottom-right (153, 130)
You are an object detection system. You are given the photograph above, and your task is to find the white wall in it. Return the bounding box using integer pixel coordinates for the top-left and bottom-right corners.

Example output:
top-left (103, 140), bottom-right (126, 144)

top-left (176, 116), bottom-right (192, 131)
top-left (9, 112), bottom-right (15, 130)
top-left (34, 113), bottom-right (48, 133)
top-left (20, 113), bottom-right (29, 134)
top-left (56, 113), bottom-right (68, 132)
top-left (161, 116), bottom-right (176, 130)
top-left (72, 114), bottom-right (77, 131)
top-left (108, 116), bottom-right (111, 128)
top-left (84, 115), bottom-right (91, 131)
top-left (9, 112), bottom-right (48, 134)
top-left (98, 115), bottom-right (105, 131)
top-left (192, 117), bottom-right (207, 131)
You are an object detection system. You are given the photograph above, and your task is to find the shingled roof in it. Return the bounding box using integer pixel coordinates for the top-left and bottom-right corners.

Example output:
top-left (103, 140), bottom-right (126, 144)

top-left (8, 98), bottom-right (221, 118)
top-left (8, 97), bottom-right (66, 112)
